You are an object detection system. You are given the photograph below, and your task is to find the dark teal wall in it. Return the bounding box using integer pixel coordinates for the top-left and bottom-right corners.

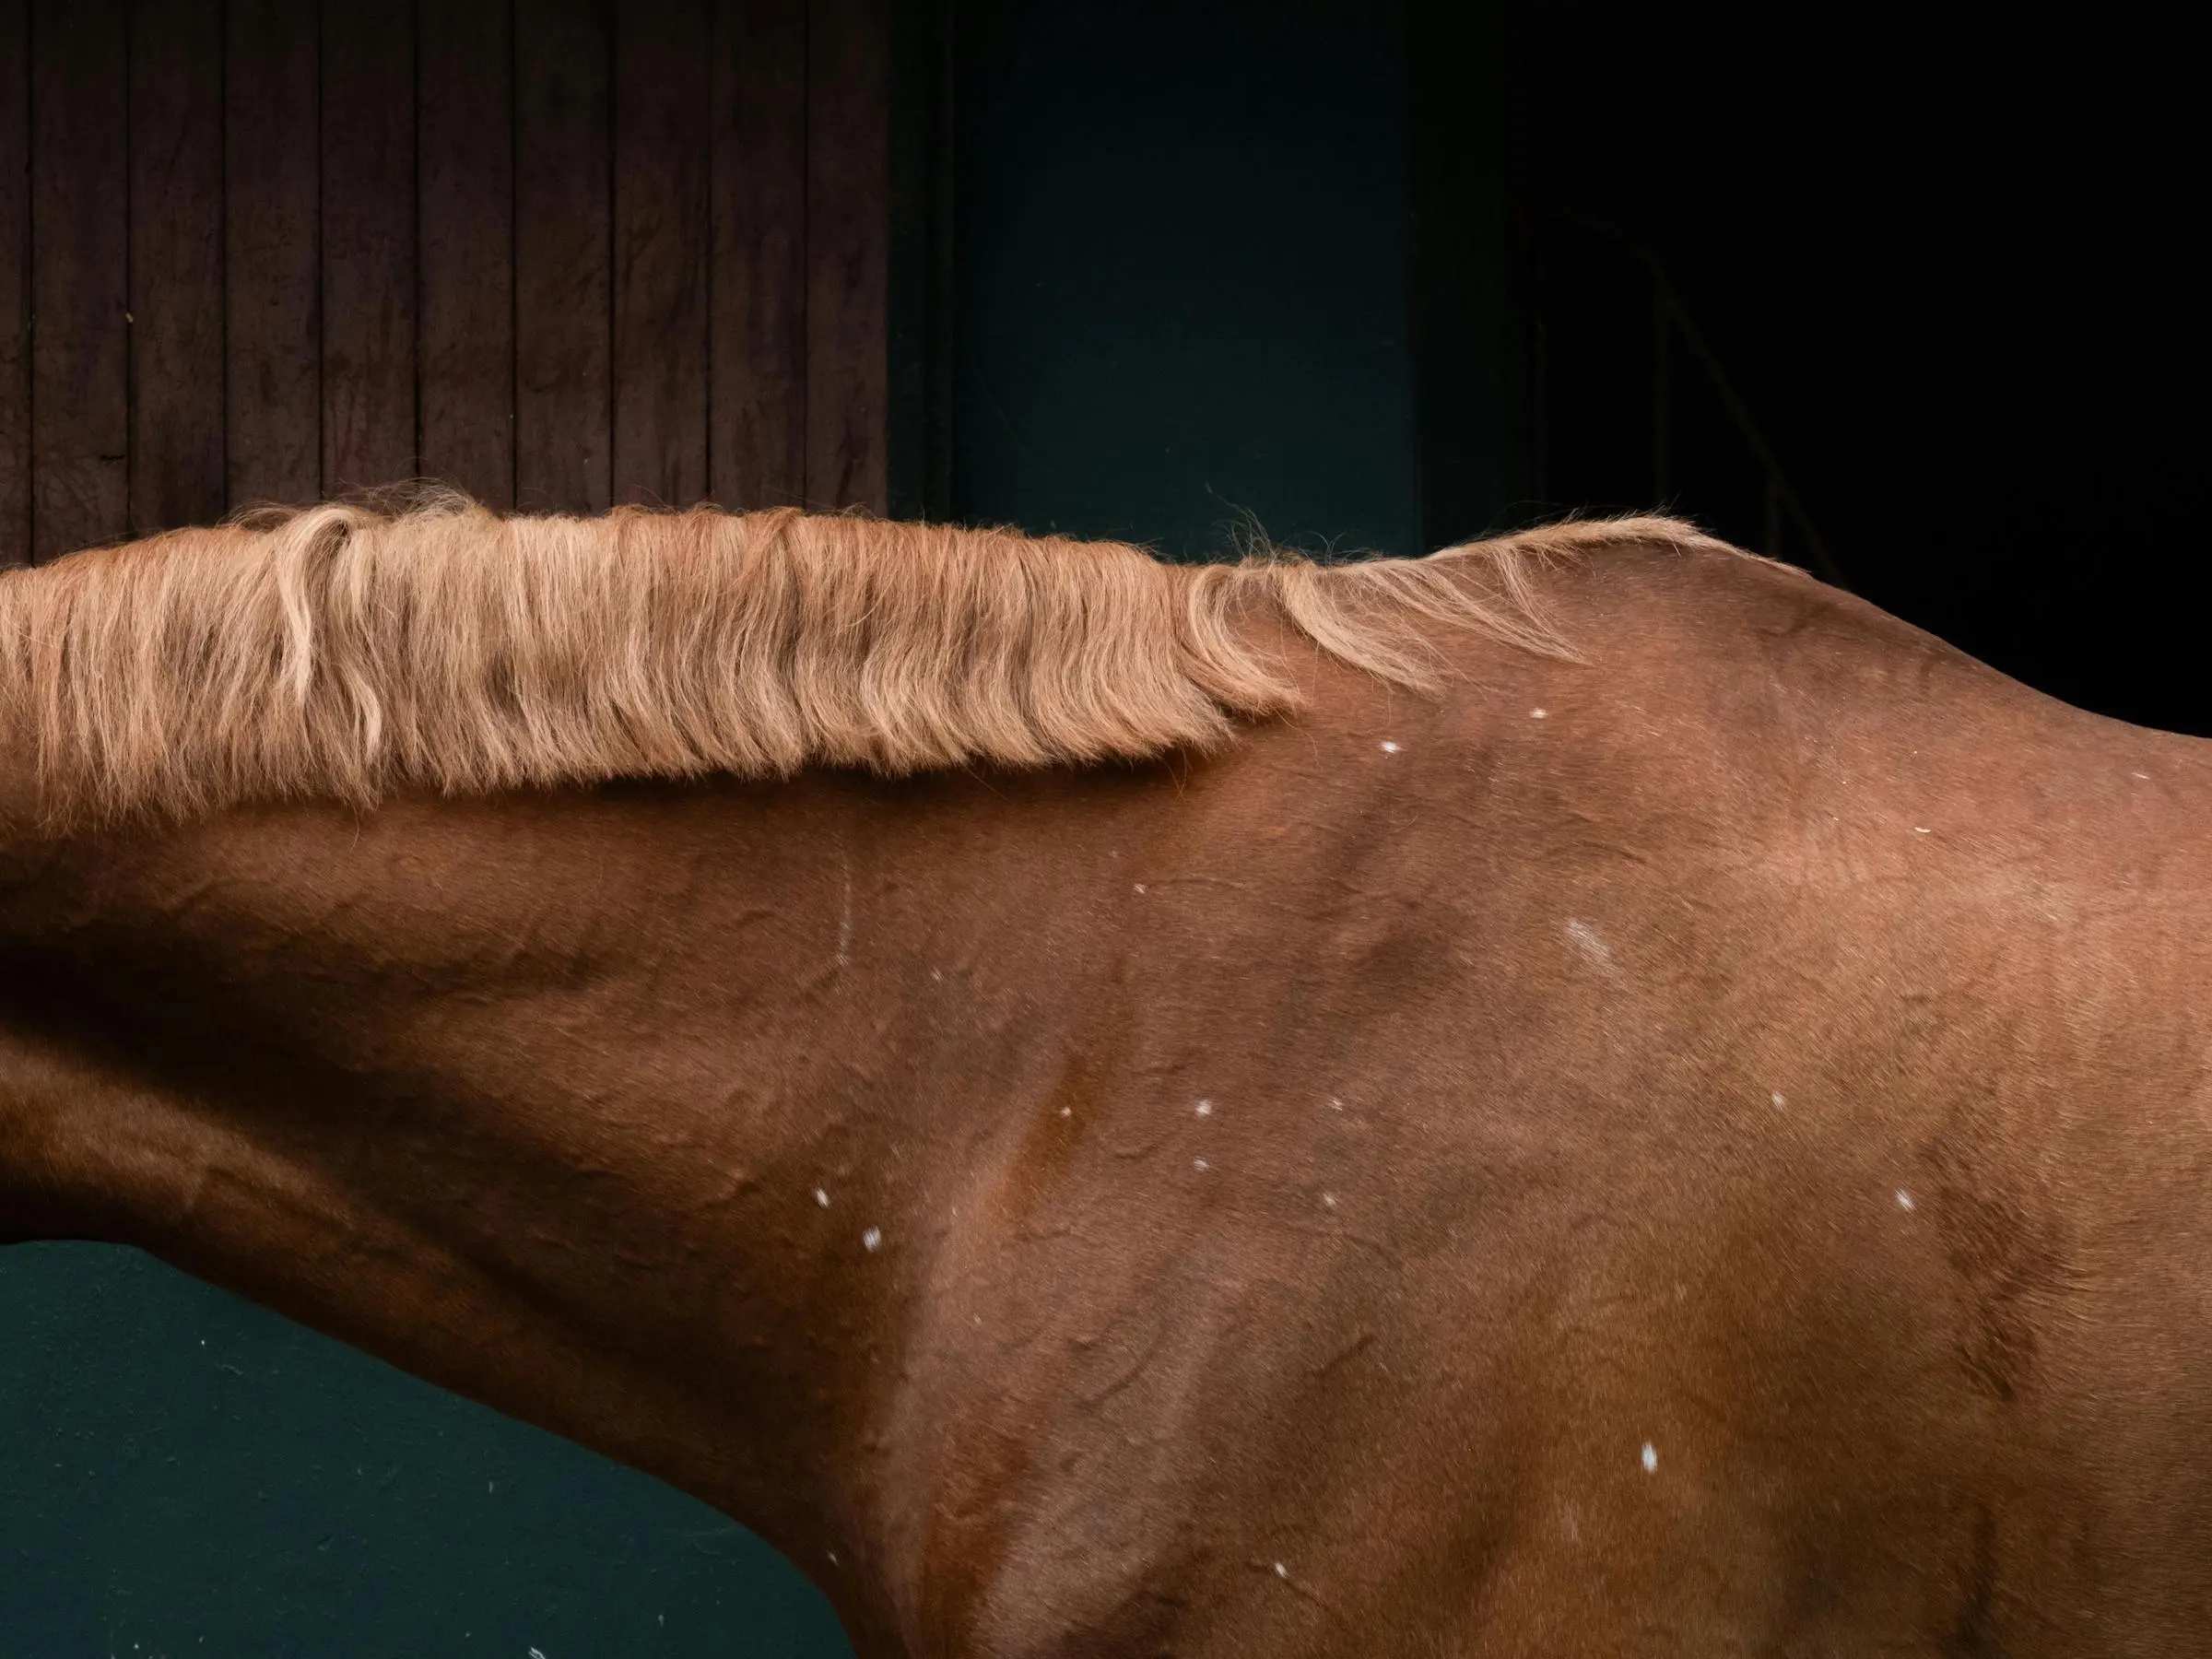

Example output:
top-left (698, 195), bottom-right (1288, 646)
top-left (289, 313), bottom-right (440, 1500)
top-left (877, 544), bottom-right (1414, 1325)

top-left (950, 0), bottom-right (1423, 559)
top-left (1, 1248), bottom-right (852, 1657)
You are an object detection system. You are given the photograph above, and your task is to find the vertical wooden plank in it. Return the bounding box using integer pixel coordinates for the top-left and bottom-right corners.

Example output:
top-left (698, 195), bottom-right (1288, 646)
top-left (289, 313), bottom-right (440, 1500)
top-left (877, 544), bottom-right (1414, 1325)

top-left (804, 0), bottom-right (888, 512)
top-left (321, 0), bottom-right (415, 494)
top-left (418, 0), bottom-right (514, 508)
top-left (30, 0), bottom-right (129, 559)
top-left (130, 0), bottom-right (226, 535)
top-left (514, 0), bottom-right (609, 515)
top-left (226, 0), bottom-right (321, 509)
top-left (0, 0), bottom-right (29, 566)
top-left (611, 0), bottom-right (709, 507)
top-left (709, 0), bottom-right (803, 509)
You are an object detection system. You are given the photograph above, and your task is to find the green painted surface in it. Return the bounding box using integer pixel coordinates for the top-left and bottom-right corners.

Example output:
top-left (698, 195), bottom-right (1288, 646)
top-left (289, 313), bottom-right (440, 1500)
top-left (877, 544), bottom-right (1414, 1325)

top-left (0, 1247), bottom-right (853, 1658)
top-left (951, 0), bottom-right (1421, 560)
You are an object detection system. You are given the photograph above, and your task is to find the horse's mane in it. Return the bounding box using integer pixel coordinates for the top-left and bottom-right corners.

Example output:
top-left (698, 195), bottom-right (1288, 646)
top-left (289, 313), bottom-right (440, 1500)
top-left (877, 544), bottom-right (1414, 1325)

top-left (0, 497), bottom-right (1724, 828)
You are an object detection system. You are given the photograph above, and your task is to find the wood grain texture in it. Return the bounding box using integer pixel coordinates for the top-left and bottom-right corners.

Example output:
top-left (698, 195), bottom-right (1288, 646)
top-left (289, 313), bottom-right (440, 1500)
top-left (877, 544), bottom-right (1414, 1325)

top-left (5, 0), bottom-right (893, 550)
top-left (226, 0), bottom-right (321, 509)
top-left (0, 0), bottom-right (28, 567)
top-left (709, 0), bottom-right (806, 509)
top-left (611, 0), bottom-right (710, 507)
top-left (419, 0), bottom-right (515, 507)
top-left (30, 0), bottom-right (128, 559)
top-left (321, 0), bottom-right (415, 494)
top-left (130, 0), bottom-right (226, 534)
top-left (515, 0), bottom-right (610, 514)
top-left (804, 0), bottom-right (889, 512)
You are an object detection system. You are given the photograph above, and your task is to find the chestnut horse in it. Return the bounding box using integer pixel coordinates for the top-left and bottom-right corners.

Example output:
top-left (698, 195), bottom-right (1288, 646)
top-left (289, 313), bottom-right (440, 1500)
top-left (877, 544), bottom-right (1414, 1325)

top-left (5, 502), bottom-right (2210, 1655)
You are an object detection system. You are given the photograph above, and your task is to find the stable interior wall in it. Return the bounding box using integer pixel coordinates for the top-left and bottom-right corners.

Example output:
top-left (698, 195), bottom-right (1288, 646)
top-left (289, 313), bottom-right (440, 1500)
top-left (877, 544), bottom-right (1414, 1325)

top-left (953, 0), bottom-right (1435, 561)
top-left (0, 0), bottom-right (893, 572)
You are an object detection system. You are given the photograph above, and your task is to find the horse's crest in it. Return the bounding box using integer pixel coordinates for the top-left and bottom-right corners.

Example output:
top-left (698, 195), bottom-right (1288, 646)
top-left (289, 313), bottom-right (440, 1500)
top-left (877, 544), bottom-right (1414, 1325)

top-left (0, 498), bottom-right (1712, 827)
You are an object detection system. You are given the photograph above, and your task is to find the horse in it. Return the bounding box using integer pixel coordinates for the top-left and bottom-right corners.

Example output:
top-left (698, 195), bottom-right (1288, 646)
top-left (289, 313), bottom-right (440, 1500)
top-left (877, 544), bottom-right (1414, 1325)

top-left (4, 500), bottom-right (2209, 1656)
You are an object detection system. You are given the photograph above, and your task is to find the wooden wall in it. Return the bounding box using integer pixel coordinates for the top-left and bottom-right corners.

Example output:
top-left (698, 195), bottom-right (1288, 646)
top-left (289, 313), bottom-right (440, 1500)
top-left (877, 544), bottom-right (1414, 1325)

top-left (0, 0), bottom-right (892, 568)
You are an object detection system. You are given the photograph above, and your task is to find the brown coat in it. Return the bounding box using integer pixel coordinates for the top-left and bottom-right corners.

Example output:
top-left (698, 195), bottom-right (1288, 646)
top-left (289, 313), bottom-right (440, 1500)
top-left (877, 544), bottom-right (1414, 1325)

top-left (5, 522), bottom-right (2210, 1654)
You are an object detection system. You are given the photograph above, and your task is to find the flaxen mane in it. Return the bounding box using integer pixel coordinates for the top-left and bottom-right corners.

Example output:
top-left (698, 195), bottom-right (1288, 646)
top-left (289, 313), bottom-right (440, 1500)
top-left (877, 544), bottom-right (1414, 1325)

top-left (0, 499), bottom-right (1724, 828)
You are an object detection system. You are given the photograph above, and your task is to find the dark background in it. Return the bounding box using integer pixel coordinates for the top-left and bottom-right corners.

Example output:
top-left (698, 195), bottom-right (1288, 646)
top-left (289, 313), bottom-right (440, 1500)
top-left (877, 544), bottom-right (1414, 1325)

top-left (1511, 0), bottom-right (2199, 732)
top-left (3, 1), bottom-right (2197, 1654)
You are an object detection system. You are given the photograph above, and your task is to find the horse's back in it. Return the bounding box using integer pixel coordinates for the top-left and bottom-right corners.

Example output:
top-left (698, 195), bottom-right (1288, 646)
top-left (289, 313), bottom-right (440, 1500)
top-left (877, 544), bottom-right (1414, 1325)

top-left (917, 541), bottom-right (2212, 1654)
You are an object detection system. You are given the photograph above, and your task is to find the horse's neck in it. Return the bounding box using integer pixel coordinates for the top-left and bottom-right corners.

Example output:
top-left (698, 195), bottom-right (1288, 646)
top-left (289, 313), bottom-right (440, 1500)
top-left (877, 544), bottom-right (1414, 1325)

top-left (0, 777), bottom-right (1104, 1650)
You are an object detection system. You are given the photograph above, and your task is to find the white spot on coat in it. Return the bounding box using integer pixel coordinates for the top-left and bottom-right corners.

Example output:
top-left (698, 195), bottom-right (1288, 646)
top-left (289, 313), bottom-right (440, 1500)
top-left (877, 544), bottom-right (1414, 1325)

top-left (1531, 708), bottom-right (1547, 719)
top-left (1565, 919), bottom-right (1616, 972)
top-left (1274, 1561), bottom-right (1289, 1579)
top-left (1194, 1100), bottom-right (1213, 1117)
top-left (1134, 883), bottom-right (1147, 895)
top-left (1771, 1091), bottom-right (1786, 1109)
top-left (863, 1227), bottom-right (883, 1251)
top-left (1641, 1442), bottom-right (1658, 1473)
top-left (2132, 771), bottom-right (2150, 781)
top-left (1896, 1189), bottom-right (1914, 1211)
top-left (1913, 826), bottom-right (1932, 835)
top-left (1321, 1193), bottom-right (1337, 1209)
top-left (815, 1188), bottom-right (830, 1207)
top-left (1193, 1158), bottom-right (1209, 1171)
top-left (1380, 741), bottom-right (1401, 754)
top-left (1328, 1096), bottom-right (1344, 1111)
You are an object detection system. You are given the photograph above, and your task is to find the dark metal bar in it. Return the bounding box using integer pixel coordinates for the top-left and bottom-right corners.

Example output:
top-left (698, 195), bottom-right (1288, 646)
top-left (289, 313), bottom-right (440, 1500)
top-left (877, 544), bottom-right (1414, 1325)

top-left (1561, 212), bottom-right (1849, 590)
top-left (1651, 284), bottom-right (1669, 507)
